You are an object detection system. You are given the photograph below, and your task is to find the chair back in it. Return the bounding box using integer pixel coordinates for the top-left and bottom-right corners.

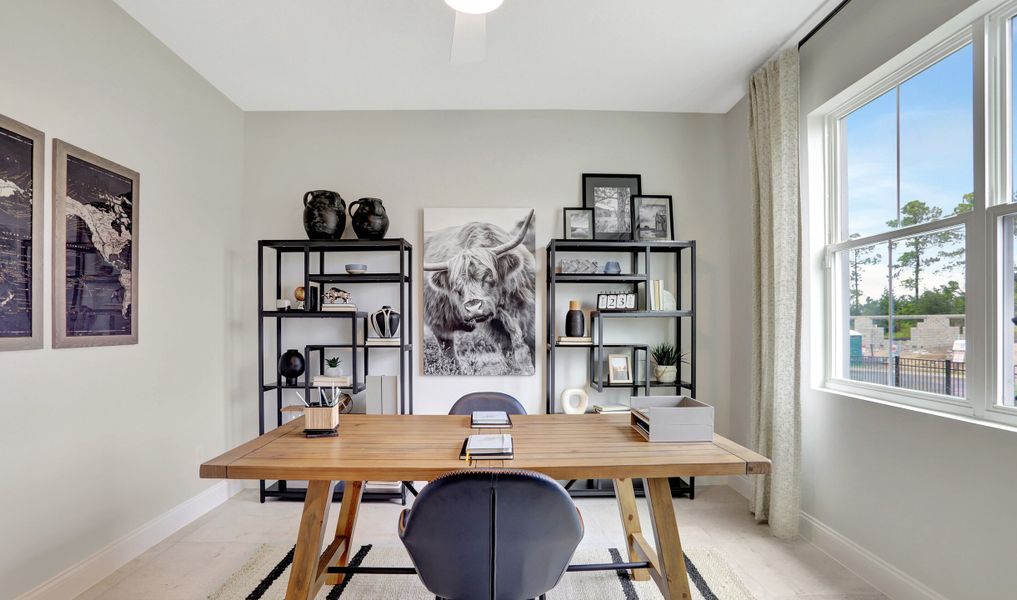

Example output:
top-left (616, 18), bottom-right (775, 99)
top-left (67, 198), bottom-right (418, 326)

top-left (399, 470), bottom-right (583, 600)
top-left (448, 392), bottom-right (527, 416)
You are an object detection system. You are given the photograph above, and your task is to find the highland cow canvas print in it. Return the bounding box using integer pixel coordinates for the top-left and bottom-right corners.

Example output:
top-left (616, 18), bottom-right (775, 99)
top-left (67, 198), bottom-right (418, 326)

top-left (0, 115), bottom-right (44, 351)
top-left (423, 208), bottom-right (536, 376)
top-left (53, 140), bottom-right (140, 348)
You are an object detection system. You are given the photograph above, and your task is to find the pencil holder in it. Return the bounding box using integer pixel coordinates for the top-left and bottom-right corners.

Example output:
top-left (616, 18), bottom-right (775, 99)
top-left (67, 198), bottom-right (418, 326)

top-left (304, 404), bottom-right (339, 431)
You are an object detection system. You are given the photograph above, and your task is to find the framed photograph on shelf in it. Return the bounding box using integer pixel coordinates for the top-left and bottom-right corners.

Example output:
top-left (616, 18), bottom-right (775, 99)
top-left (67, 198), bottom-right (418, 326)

top-left (633, 195), bottom-right (674, 241)
top-left (53, 140), bottom-right (140, 348)
top-left (562, 207), bottom-right (594, 240)
top-left (607, 354), bottom-right (633, 384)
top-left (582, 173), bottom-right (641, 240)
top-left (0, 114), bottom-right (44, 351)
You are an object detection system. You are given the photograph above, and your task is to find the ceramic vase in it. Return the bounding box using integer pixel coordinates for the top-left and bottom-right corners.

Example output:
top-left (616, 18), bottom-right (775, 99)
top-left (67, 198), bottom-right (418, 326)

top-left (279, 349), bottom-right (306, 386)
top-left (349, 197), bottom-right (390, 240)
top-left (302, 190), bottom-right (346, 240)
top-left (371, 305), bottom-right (401, 338)
top-left (565, 300), bottom-right (585, 337)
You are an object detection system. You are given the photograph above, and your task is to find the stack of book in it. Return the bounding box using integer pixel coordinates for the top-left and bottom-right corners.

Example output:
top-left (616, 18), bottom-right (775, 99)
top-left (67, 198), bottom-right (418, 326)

top-left (322, 303), bottom-right (357, 312)
top-left (593, 403), bottom-right (631, 414)
top-left (365, 481), bottom-right (403, 494)
top-left (461, 433), bottom-right (514, 460)
top-left (311, 375), bottom-right (351, 387)
top-left (366, 337), bottom-right (401, 346)
top-left (646, 279), bottom-right (666, 311)
top-left (471, 410), bottom-right (512, 428)
top-left (557, 336), bottom-right (593, 345)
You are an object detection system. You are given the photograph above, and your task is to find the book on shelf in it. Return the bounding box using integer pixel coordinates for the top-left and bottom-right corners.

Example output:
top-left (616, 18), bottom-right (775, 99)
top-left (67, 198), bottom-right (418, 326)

top-left (460, 434), bottom-right (513, 460)
top-left (557, 336), bottom-right (592, 345)
top-left (365, 481), bottom-right (403, 494)
top-left (312, 375), bottom-right (352, 387)
top-left (593, 403), bottom-right (631, 414)
top-left (471, 410), bottom-right (512, 428)
top-left (646, 279), bottom-right (666, 311)
top-left (366, 337), bottom-right (401, 346)
top-left (322, 303), bottom-right (357, 312)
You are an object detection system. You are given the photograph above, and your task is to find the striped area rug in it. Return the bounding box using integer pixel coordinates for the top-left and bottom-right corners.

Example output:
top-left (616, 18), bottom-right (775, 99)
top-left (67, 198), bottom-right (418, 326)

top-left (209, 544), bottom-right (756, 600)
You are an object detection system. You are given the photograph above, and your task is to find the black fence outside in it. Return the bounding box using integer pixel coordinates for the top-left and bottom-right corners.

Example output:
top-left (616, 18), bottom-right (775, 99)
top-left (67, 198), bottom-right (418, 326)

top-left (849, 356), bottom-right (966, 397)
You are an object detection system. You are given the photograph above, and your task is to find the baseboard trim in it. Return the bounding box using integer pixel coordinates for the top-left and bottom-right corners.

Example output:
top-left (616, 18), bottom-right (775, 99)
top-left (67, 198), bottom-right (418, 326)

top-left (17, 480), bottom-right (241, 600)
top-left (799, 512), bottom-right (948, 600)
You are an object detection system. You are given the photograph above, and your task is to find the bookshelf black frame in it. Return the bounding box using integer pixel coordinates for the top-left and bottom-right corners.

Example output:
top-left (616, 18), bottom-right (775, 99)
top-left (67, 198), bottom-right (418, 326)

top-left (257, 239), bottom-right (414, 503)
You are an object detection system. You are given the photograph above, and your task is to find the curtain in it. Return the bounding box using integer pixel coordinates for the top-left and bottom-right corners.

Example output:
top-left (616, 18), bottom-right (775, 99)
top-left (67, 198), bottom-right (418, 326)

top-left (749, 47), bottom-right (802, 540)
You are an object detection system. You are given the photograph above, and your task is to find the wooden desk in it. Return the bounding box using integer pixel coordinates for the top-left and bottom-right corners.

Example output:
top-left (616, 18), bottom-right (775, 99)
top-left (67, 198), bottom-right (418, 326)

top-left (201, 414), bottom-right (770, 600)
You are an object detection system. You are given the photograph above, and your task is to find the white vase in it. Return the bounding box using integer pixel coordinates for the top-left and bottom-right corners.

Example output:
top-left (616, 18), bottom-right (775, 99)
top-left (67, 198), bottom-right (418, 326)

top-left (325, 366), bottom-right (342, 378)
top-left (653, 365), bottom-right (677, 383)
top-left (561, 388), bottom-right (589, 414)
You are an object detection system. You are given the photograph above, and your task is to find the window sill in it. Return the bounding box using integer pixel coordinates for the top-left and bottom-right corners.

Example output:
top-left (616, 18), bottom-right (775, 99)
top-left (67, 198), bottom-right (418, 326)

top-left (818, 380), bottom-right (1017, 433)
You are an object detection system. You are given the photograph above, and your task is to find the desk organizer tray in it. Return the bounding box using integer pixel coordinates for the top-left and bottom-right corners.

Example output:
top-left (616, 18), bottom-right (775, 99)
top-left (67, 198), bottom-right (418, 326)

top-left (630, 395), bottom-right (714, 442)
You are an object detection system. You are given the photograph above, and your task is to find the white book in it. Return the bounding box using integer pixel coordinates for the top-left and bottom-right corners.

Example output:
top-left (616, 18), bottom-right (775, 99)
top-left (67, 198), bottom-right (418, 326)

top-left (473, 410), bottom-right (509, 423)
top-left (466, 434), bottom-right (513, 455)
top-left (594, 403), bottom-right (631, 413)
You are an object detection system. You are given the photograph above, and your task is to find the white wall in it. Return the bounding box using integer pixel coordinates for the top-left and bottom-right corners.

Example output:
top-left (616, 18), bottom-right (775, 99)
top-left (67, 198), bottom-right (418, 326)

top-left (240, 110), bottom-right (754, 442)
top-left (799, 1), bottom-right (1017, 599)
top-left (0, 1), bottom-right (244, 598)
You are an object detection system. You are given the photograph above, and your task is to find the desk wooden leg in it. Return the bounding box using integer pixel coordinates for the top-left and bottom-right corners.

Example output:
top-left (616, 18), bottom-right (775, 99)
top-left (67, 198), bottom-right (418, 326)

top-left (613, 478), bottom-right (650, 581)
top-left (644, 477), bottom-right (692, 600)
top-left (325, 481), bottom-right (364, 585)
top-left (285, 480), bottom-right (336, 600)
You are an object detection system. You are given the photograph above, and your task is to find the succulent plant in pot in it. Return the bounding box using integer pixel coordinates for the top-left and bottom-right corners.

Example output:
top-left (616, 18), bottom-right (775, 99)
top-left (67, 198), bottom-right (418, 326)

top-left (324, 356), bottom-right (343, 377)
top-left (650, 343), bottom-right (686, 384)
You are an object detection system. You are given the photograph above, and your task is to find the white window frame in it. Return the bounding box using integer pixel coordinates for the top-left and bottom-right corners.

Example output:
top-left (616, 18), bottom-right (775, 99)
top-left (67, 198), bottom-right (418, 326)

top-left (811, 0), bottom-right (1017, 429)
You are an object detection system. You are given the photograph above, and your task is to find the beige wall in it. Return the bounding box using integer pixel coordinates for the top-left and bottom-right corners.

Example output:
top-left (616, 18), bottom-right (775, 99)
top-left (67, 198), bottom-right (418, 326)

top-left (239, 109), bottom-right (755, 442)
top-left (0, 1), bottom-right (244, 597)
top-left (800, 1), bottom-right (1017, 599)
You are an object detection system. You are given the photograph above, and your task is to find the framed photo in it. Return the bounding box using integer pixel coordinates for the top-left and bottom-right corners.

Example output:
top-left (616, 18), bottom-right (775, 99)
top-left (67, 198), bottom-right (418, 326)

top-left (607, 354), bottom-right (633, 384)
top-left (0, 114), bottom-right (44, 351)
top-left (53, 140), bottom-right (140, 348)
top-left (562, 207), bottom-right (594, 240)
top-left (582, 173), bottom-right (641, 240)
top-left (633, 195), bottom-right (674, 241)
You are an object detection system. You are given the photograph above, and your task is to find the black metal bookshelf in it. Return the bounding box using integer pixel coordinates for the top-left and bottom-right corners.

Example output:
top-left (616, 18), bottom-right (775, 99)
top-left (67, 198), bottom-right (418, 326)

top-left (257, 238), bottom-right (414, 504)
top-left (545, 239), bottom-right (697, 499)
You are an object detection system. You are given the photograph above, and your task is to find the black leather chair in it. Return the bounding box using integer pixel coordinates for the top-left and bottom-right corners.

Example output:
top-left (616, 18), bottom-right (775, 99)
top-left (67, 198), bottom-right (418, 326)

top-left (399, 469), bottom-right (583, 600)
top-left (448, 391), bottom-right (527, 416)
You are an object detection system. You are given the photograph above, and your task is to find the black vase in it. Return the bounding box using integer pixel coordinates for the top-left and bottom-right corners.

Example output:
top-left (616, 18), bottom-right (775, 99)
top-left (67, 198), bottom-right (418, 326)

top-left (349, 197), bottom-right (390, 240)
top-left (302, 190), bottom-right (346, 240)
top-left (565, 300), bottom-right (585, 338)
top-left (371, 306), bottom-right (401, 338)
top-left (278, 349), bottom-right (306, 386)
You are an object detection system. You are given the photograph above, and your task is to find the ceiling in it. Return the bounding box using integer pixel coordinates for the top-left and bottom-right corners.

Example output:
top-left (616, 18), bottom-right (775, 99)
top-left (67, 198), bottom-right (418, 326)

top-left (113, 0), bottom-right (828, 113)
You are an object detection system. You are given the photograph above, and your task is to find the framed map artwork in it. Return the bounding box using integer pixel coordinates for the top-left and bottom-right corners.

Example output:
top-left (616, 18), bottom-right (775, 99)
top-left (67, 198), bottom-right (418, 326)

top-left (53, 140), bottom-right (140, 348)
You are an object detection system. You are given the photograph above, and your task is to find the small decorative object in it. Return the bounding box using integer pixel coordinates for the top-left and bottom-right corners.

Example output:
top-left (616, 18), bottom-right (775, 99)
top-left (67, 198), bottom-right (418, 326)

top-left (323, 287), bottom-right (352, 305)
top-left (558, 258), bottom-right (598, 274)
top-left (349, 197), bottom-right (390, 240)
top-left (633, 195), bottom-right (674, 241)
top-left (565, 300), bottom-right (585, 337)
top-left (371, 305), bottom-right (401, 338)
top-left (607, 354), bottom-right (633, 384)
top-left (0, 114), bottom-right (43, 351)
top-left (324, 356), bottom-right (342, 377)
top-left (561, 388), bottom-right (589, 414)
top-left (294, 286), bottom-right (306, 302)
top-left (275, 299), bottom-right (291, 311)
top-left (651, 343), bottom-right (686, 384)
top-left (344, 263), bottom-right (367, 274)
top-left (660, 290), bottom-right (677, 311)
top-left (597, 292), bottom-right (637, 312)
top-left (278, 349), bottom-right (306, 386)
top-left (302, 190), bottom-right (346, 240)
top-left (630, 396), bottom-right (714, 442)
top-left (603, 261), bottom-right (622, 274)
top-left (562, 207), bottom-right (594, 240)
top-left (335, 391), bottom-right (353, 414)
top-left (53, 140), bottom-right (140, 348)
top-left (583, 173), bottom-right (641, 240)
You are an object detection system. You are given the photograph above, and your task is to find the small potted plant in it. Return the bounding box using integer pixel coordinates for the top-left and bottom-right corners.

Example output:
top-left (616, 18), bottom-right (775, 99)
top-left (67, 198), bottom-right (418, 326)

top-left (324, 356), bottom-right (342, 377)
top-left (651, 343), bottom-right (686, 384)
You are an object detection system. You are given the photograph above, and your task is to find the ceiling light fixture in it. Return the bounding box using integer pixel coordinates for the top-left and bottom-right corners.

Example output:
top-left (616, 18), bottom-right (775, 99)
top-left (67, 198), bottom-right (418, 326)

top-left (444, 0), bottom-right (504, 15)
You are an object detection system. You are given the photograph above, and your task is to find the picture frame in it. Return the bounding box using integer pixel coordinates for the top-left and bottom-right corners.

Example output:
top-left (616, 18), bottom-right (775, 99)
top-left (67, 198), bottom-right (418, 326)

top-left (0, 114), bottom-right (44, 351)
top-left (607, 354), bottom-right (633, 384)
top-left (562, 207), bottom-right (594, 240)
top-left (633, 194), bottom-right (674, 241)
top-left (582, 173), bottom-right (641, 241)
top-left (53, 139), bottom-right (140, 348)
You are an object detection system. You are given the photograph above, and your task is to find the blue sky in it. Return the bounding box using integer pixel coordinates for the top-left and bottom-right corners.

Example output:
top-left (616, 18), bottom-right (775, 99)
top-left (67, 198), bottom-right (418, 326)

top-left (844, 44), bottom-right (972, 304)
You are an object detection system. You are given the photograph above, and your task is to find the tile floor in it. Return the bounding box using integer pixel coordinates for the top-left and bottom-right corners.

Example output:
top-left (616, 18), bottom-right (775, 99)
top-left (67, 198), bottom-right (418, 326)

top-left (75, 485), bottom-right (885, 600)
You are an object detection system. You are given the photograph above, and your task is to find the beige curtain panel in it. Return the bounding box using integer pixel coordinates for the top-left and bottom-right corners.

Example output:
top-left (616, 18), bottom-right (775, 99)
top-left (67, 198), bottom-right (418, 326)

top-left (748, 47), bottom-right (802, 540)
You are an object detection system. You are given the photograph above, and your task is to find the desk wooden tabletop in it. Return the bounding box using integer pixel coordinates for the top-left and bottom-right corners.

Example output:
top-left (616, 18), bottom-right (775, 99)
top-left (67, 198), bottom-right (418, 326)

top-left (200, 413), bottom-right (770, 482)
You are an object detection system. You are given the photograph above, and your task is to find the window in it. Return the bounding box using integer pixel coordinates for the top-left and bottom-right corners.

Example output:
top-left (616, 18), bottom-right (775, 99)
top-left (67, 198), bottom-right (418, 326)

top-left (816, 0), bottom-right (1017, 427)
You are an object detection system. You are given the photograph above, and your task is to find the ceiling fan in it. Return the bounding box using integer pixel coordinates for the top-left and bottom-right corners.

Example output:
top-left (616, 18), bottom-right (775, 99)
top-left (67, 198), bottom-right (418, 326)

top-left (445, 0), bottom-right (504, 64)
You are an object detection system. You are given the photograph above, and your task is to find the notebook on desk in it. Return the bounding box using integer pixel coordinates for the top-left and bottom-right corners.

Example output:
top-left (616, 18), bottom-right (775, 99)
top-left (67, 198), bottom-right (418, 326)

top-left (460, 433), bottom-right (514, 460)
top-left (471, 410), bottom-right (512, 428)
